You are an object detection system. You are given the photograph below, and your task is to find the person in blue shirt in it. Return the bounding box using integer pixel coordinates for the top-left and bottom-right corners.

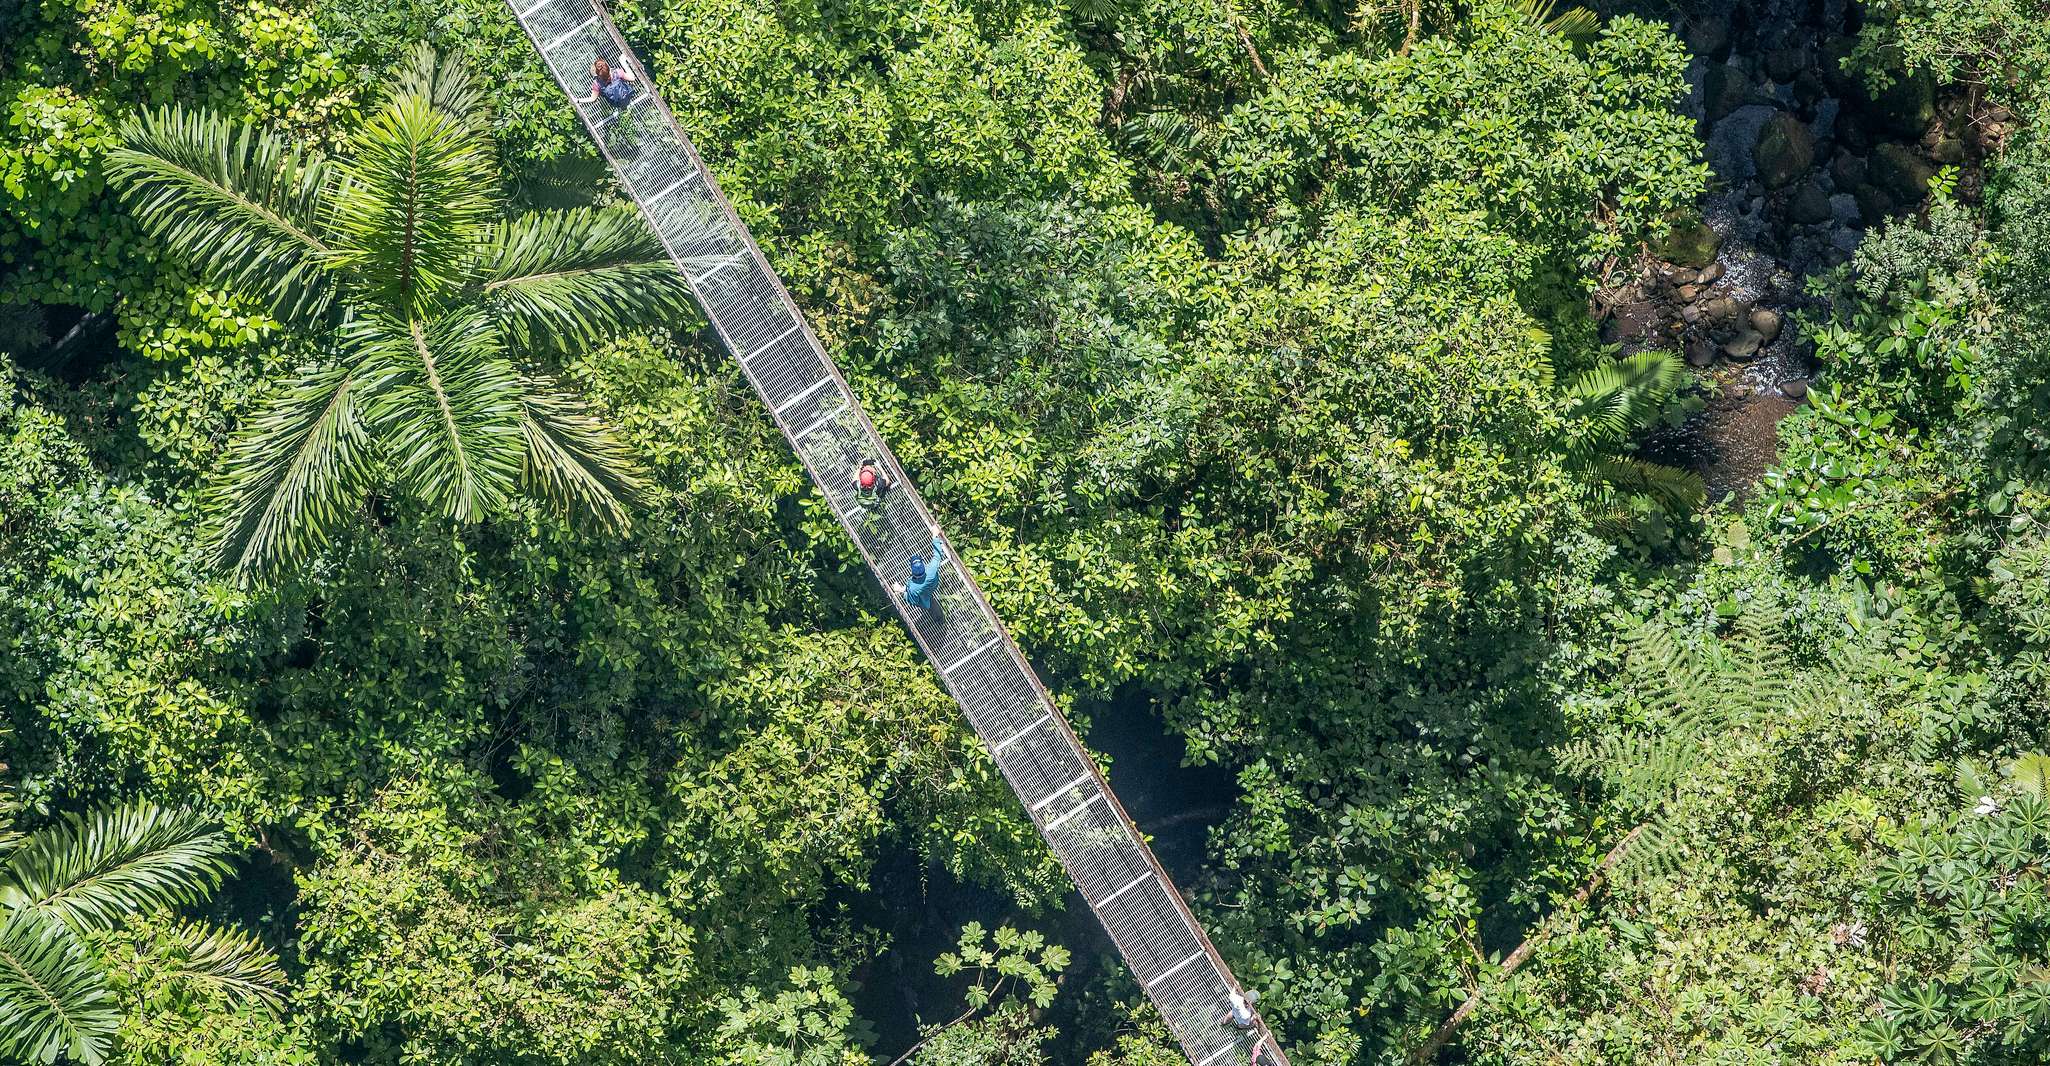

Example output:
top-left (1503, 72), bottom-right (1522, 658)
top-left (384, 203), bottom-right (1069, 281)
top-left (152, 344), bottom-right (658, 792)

top-left (898, 534), bottom-right (948, 612)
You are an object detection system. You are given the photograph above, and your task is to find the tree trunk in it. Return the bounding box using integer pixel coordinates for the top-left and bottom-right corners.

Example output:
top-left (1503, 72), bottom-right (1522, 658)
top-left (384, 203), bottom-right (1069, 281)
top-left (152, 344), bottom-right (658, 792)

top-left (1409, 823), bottom-right (1647, 1063)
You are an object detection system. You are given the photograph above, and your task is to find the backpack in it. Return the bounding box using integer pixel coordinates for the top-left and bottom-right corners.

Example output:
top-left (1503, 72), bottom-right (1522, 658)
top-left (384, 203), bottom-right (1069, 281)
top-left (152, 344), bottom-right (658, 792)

top-left (600, 76), bottom-right (637, 106)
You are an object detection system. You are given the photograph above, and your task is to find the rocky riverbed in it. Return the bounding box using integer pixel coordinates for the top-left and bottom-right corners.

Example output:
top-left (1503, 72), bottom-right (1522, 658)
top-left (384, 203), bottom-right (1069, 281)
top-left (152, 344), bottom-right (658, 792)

top-left (1609, 0), bottom-right (2008, 497)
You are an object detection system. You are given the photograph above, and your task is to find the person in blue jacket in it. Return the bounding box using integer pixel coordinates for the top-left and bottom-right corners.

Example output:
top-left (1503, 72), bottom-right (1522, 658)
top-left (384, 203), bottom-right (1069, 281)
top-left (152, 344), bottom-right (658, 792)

top-left (898, 534), bottom-right (948, 612)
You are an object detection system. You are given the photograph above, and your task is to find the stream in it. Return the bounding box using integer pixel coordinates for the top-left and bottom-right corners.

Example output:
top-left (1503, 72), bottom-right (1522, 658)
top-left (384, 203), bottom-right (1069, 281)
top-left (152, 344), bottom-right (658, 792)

top-left (844, 4), bottom-right (1985, 1056)
top-left (1619, 0), bottom-right (1986, 497)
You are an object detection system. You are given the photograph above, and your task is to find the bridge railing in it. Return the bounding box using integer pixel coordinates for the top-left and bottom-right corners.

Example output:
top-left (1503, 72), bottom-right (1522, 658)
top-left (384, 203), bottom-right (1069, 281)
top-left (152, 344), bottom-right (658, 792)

top-left (503, 4), bottom-right (1287, 1063)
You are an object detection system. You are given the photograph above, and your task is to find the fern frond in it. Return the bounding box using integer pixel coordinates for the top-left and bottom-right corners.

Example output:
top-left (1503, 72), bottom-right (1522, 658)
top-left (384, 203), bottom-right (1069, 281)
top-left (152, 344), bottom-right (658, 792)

top-left (328, 93), bottom-right (498, 314)
top-left (390, 41), bottom-right (486, 125)
top-left (479, 207), bottom-right (696, 353)
top-left (207, 360), bottom-right (383, 578)
top-left (353, 310), bottom-right (525, 524)
top-left (518, 383), bottom-right (648, 531)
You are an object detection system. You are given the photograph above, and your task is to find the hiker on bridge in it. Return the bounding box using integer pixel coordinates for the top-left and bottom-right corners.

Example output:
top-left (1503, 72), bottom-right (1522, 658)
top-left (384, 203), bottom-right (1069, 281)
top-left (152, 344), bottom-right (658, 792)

top-left (852, 459), bottom-right (892, 505)
top-left (576, 56), bottom-right (638, 106)
top-left (1223, 990), bottom-right (1257, 1030)
top-left (898, 534), bottom-right (948, 612)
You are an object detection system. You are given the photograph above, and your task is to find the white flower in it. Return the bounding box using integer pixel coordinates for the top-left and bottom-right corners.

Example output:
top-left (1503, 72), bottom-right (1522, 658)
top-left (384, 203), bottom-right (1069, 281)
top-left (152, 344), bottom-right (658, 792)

top-left (1975, 795), bottom-right (2001, 816)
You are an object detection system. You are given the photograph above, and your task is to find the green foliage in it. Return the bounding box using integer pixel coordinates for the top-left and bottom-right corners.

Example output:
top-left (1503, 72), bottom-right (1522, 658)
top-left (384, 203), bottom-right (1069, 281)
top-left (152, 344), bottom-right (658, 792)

top-left (106, 45), bottom-right (693, 576)
top-left (714, 966), bottom-right (872, 1066)
top-left (0, 799), bottom-right (278, 1066)
top-left (935, 922), bottom-right (1070, 1012)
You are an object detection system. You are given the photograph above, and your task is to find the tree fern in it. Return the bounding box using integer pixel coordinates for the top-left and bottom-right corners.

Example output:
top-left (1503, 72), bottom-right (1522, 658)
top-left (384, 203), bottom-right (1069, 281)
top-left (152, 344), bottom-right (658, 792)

top-left (1563, 613), bottom-right (1839, 883)
top-left (152, 920), bottom-right (286, 1012)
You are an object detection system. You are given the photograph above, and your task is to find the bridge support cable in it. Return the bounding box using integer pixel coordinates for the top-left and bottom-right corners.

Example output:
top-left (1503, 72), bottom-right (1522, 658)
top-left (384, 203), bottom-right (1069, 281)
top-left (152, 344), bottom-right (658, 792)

top-left (503, 4), bottom-right (1288, 1063)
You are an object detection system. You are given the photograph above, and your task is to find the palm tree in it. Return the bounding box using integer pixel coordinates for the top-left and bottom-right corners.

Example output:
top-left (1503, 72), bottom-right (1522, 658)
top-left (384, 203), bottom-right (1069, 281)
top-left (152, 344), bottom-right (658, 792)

top-left (1555, 349), bottom-right (1706, 521)
top-left (105, 45), bottom-right (695, 577)
top-left (0, 774), bottom-right (279, 1065)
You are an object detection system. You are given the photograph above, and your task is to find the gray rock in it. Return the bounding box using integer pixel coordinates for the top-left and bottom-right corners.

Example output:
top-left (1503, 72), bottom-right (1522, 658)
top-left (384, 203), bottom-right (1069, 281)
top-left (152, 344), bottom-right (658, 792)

top-left (1871, 142), bottom-right (1937, 205)
top-left (1682, 304), bottom-right (1703, 324)
top-left (1821, 37), bottom-right (1861, 95)
top-left (1832, 149), bottom-right (1868, 190)
top-left (1704, 64), bottom-right (1753, 123)
top-left (1698, 262), bottom-right (1725, 285)
top-left (1687, 338), bottom-right (1717, 367)
top-left (1854, 182), bottom-right (1898, 222)
top-left (1789, 181), bottom-right (1834, 224)
top-left (1750, 308), bottom-right (1784, 343)
top-left (1930, 137), bottom-right (1965, 164)
top-left (1754, 112), bottom-right (1816, 189)
top-left (1704, 295), bottom-right (1742, 324)
top-left (1684, 15), bottom-right (1730, 58)
top-left (1782, 379), bottom-right (1809, 399)
top-left (1669, 267), bottom-right (1700, 286)
top-left (1657, 220), bottom-right (1722, 269)
top-left (1764, 47), bottom-right (1807, 84)
top-left (1830, 192), bottom-right (1862, 227)
top-left (1724, 329), bottom-right (1766, 359)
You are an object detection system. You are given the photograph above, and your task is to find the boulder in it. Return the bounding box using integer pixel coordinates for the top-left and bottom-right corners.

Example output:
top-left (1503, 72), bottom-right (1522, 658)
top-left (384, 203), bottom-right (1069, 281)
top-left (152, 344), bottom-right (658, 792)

top-left (1684, 14), bottom-right (1731, 58)
top-left (1820, 36), bottom-right (1861, 95)
top-left (1764, 47), bottom-right (1807, 84)
top-left (1682, 304), bottom-right (1703, 324)
top-left (1704, 295), bottom-right (1742, 325)
top-left (1704, 64), bottom-right (1753, 123)
top-left (1724, 329), bottom-right (1766, 359)
top-left (1930, 137), bottom-right (1965, 164)
top-left (1789, 181), bottom-right (1834, 224)
top-left (1867, 71), bottom-right (1937, 139)
top-left (1870, 142), bottom-right (1936, 205)
top-left (1831, 149), bottom-right (1868, 190)
top-left (1658, 219), bottom-right (1722, 268)
top-left (1698, 261), bottom-right (1725, 285)
top-left (1793, 70), bottom-right (1827, 109)
top-left (1754, 112), bottom-right (1816, 189)
top-left (1854, 182), bottom-right (1898, 222)
top-left (1687, 337), bottom-right (1717, 366)
top-left (1782, 379), bottom-right (1809, 399)
top-left (1750, 308), bottom-right (1783, 343)
top-left (1676, 283), bottom-right (1703, 302)
top-left (1669, 267), bottom-right (1700, 286)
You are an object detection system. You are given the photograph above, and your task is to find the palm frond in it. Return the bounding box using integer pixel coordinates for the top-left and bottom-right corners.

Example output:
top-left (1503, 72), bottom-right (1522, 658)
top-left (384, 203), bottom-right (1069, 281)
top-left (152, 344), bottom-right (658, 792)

top-left (1515, 0), bottom-right (1601, 41)
top-left (0, 801), bottom-right (235, 933)
top-left (519, 383), bottom-right (649, 531)
top-left (354, 311), bottom-right (525, 523)
top-left (390, 41), bottom-right (486, 125)
top-left (479, 207), bottom-right (696, 352)
top-left (155, 920), bottom-right (286, 1013)
top-left (1562, 349), bottom-right (1688, 451)
top-left (207, 360), bottom-right (382, 578)
top-left (1590, 456), bottom-right (1706, 512)
top-left (328, 94), bottom-right (498, 314)
top-left (106, 107), bottom-right (337, 325)
top-left (0, 907), bottom-right (117, 1066)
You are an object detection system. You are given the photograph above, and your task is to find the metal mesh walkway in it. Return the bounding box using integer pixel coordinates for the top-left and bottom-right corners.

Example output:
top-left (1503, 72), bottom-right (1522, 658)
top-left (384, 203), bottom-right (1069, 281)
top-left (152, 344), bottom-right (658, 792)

top-left (504, 3), bottom-right (1287, 1063)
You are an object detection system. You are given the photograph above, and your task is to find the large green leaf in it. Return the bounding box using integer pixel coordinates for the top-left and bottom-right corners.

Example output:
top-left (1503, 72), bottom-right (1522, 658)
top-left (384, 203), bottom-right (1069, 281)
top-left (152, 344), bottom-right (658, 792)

top-left (154, 920), bottom-right (286, 1012)
top-left (480, 207), bottom-right (697, 352)
top-left (0, 801), bottom-right (235, 933)
top-left (519, 383), bottom-right (650, 531)
top-left (106, 107), bottom-right (337, 325)
top-left (328, 92), bottom-right (497, 315)
top-left (354, 310), bottom-right (525, 524)
top-left (0, 908), bottom-right (116, 1066)
top-left (207, 359), bottom-right (383, 578)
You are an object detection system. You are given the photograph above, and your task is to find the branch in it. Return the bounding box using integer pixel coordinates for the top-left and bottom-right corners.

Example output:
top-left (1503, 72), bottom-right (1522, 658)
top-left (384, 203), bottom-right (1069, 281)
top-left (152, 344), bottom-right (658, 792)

top-left (1409, 823), bottom-right (1647, 1063)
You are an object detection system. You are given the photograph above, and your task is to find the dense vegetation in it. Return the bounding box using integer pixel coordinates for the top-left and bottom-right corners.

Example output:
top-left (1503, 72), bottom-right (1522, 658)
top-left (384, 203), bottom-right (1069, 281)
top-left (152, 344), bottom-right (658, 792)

top-left (1, 0), bottom-right (2045, 1063)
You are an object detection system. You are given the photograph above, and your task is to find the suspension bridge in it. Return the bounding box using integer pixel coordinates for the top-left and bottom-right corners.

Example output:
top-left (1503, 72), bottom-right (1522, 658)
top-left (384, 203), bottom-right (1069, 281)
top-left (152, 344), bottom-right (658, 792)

top-left (503, 4), bottom-right (1288, 1062)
